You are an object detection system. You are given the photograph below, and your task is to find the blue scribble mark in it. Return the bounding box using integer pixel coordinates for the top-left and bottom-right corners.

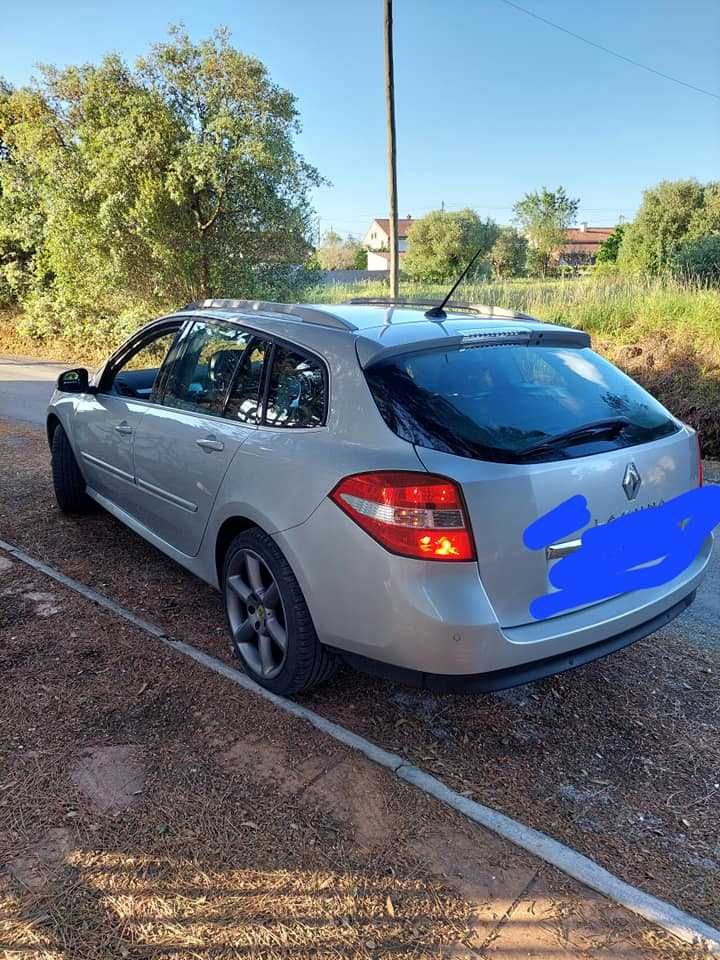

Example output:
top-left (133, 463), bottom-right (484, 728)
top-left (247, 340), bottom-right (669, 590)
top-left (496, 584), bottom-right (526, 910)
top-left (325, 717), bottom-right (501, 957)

top-left (525, 486), bottom-right (720, 621)
top-left (523, 495), bottom-right (591, 550)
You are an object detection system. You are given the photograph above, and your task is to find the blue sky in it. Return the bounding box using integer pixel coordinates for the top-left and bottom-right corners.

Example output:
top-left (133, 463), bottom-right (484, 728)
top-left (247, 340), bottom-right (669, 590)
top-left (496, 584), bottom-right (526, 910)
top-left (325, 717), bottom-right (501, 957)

top-left (4, 0), bottom-right (719, 241)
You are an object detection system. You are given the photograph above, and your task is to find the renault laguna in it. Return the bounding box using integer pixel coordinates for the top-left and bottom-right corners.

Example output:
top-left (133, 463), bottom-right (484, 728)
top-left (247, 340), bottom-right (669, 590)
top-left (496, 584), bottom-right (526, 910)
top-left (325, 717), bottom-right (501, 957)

top-left (46, 298), bottom-right (710, 694)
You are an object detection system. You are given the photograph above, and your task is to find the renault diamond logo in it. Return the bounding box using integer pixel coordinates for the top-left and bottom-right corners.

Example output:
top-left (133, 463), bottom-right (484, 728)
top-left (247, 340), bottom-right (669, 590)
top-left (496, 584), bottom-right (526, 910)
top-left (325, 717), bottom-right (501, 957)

top-left (622, 462), bottom-right (642, 501)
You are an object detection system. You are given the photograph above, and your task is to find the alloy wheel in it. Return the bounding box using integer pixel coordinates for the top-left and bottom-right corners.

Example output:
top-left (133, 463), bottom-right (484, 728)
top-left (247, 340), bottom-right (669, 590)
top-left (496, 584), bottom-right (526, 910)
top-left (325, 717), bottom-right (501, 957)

top-left (225, 549), bottom-right (288, 679)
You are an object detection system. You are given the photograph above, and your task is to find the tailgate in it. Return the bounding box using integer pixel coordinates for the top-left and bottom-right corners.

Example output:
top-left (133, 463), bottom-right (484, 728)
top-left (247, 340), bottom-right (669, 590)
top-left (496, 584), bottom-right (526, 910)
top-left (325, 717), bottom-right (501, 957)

top-left (416, 428), bottom-right (698, 627)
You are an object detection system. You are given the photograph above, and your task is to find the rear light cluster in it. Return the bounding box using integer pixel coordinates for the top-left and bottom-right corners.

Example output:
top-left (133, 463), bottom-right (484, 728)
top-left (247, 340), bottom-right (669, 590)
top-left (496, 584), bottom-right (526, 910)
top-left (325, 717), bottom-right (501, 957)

top-left (330, 471), bottom-right (475, 561)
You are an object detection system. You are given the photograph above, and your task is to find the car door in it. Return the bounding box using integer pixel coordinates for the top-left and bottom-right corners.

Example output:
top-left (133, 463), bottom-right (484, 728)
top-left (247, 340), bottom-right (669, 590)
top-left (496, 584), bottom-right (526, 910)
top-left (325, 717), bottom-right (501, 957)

top-left (73, 322), bottom-right (182, 511)
top-left (131, 319), bottom-right (270, 556)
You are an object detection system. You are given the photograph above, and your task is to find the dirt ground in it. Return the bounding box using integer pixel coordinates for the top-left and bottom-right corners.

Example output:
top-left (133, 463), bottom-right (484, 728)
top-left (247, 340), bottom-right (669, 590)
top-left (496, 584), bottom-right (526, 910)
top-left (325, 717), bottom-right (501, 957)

top-left (1, 419), bottom-right (719, 957)
top-left (3, 529), bottom-right (706, 959)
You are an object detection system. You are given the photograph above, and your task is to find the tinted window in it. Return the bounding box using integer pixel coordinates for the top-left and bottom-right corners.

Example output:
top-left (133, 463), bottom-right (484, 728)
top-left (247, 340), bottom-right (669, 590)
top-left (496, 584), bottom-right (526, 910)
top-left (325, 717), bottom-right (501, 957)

top-left (163, 321), bottom-right (251, 416)
top-left (224, 338), bottom-right (268, 424)
top-left (265, 347), bottom-right (326, 428)
top-left (107, 327), bottom-right (179, 402)
top-left (365, 345), bottom-right (678, 463)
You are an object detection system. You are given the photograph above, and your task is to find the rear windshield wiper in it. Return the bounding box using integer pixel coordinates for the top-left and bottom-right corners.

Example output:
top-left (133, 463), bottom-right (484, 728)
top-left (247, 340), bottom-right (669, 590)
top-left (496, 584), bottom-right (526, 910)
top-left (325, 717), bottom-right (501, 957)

top-left (519, 417), bottom-right (631, 459)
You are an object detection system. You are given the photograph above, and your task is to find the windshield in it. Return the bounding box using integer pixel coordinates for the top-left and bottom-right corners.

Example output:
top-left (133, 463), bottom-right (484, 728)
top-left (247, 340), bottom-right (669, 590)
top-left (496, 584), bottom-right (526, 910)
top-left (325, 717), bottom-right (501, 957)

top-left (365, 344), bottom-right (679, 464)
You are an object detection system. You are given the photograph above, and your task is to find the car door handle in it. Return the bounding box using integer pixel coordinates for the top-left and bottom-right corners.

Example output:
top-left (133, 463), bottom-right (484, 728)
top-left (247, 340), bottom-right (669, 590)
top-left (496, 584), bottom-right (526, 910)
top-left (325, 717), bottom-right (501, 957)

top-left (196, 436), bottom-right (224, 452)
top-left (114, 421), bottom-right (133, 435)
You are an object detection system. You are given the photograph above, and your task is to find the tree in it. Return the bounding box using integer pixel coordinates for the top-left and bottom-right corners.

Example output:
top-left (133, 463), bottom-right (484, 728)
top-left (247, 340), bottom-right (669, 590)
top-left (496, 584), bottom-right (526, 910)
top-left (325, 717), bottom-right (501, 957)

top-left (137, 26), bottom-right (321, 294)
top-left (595, 223), bottom-right (625, 264)
top-left (488, 227), bottom-right (527, 278)
top-left (316, 231), bottom-right (364, 270)
top-left (352, 245), bottom-right (368, 270)
top-left (0, 26), bottom-right (322, 323)
top-left (512, 187), bottom-right (579, 277)
top-left (403, 209), bottom-right (498, 282)
top-left (686, 181), bottom-right (720, 240)
top-left (0, 78), bottom-right (44, 305)
top-left (617, 179), bottom-right (706, 274)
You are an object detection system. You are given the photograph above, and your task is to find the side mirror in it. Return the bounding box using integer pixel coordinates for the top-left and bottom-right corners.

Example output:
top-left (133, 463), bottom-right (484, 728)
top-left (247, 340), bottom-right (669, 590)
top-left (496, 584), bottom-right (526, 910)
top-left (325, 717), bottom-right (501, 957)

top-left (57, 368), bottom-right (90, 394)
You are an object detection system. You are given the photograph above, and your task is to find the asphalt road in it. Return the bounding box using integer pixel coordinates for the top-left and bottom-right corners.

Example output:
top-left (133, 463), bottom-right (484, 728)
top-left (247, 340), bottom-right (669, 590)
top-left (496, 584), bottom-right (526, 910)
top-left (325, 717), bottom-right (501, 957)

top-left (0, 355), bottom-right (75, 426)
top-left (1, 354), bottom-right (717, 643)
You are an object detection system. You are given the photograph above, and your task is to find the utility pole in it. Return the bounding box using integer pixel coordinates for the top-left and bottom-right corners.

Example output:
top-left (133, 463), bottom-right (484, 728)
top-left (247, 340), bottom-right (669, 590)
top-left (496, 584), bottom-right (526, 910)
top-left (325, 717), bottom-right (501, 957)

top-left (384, 0), bottom-right (399, 299)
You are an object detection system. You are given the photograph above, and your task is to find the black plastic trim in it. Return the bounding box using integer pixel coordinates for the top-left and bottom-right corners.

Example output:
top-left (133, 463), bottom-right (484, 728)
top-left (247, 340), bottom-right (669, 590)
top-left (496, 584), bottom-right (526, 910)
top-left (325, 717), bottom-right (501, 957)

top-left (335, 591), bottom-right (696, 693)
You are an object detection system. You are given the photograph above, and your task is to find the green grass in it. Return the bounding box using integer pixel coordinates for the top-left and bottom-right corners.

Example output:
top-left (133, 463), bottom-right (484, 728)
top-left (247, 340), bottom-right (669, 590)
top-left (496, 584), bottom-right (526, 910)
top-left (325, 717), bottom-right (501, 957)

top-left (308, 274), bottom-right (720, 456)
top-left (2, 274), bottom-right (719, 455)
top-left (306, 274), bottom-right (720, 346)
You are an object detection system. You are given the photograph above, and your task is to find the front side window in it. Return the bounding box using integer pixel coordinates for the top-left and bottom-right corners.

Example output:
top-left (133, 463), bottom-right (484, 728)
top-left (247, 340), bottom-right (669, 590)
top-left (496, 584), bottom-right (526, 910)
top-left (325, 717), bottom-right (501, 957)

top-left (264, 347), bottom-right (326, 428)
top-left (365, 345), bottom-right (678, 463)
top-left (104, 326), bottom-right (179, 402)
top-left (163, 321), bottom-right (251, 416)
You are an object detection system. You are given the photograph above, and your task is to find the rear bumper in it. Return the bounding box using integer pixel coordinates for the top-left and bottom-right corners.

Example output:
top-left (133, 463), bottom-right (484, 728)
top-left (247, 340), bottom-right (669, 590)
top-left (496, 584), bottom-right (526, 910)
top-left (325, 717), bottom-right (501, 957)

top-left (338, 590), bottom-right (696, 692)
top-left (275, 499), bottom-right (712, 677)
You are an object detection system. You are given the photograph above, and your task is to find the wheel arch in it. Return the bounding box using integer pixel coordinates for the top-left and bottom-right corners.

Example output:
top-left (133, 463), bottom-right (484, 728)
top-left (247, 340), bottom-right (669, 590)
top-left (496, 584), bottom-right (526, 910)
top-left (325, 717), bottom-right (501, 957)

top-left (46, 412), bottom-right (62, 448)
top-left (215, 516), bottom-right (260, 585)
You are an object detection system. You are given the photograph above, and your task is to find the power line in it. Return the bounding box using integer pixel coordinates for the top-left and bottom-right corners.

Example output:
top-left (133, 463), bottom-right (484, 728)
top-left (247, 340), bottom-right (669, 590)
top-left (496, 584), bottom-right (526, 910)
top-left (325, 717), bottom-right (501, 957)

top-left (498, 0), bottom-right (720, 101)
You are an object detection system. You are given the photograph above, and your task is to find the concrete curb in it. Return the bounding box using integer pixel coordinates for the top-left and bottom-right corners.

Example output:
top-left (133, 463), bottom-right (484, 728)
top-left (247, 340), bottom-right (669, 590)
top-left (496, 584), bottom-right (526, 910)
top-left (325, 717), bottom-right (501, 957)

top-left (0, 538), bottom-right (166, 637)
top-left (396, 765), bottom-right (720, 953)
top-left (2, 536), bottom-right (718, 955)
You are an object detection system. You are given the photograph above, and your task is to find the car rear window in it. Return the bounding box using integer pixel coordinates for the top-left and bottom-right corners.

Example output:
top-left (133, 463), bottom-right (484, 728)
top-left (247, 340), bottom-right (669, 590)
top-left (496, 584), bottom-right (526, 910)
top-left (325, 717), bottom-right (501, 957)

top-left (365, 344), bottom-right (679, 463)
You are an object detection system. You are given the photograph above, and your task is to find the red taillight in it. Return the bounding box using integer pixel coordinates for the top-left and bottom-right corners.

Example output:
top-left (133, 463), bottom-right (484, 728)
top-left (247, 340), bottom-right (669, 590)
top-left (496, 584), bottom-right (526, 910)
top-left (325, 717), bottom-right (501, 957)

top-left (329, 471), bottom-right (475, 561)
top-left (696, 433), bottom-right (703, 487)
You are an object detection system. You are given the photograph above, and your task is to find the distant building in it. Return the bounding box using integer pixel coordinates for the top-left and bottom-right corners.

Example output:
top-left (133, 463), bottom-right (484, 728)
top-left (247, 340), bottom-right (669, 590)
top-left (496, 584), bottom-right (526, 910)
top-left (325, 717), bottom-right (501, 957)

top-left (362, 216), bottom-right (615, 271)
top-left (363, 216), bottom-right (414, 270)
top-left (557, 224), bottom-right (615, 267)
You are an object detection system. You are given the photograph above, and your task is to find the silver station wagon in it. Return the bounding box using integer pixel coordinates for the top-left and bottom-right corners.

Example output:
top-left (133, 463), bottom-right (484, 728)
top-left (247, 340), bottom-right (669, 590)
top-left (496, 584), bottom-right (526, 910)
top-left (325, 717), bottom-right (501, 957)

top-left (47, 299), bottom-right (710, 695)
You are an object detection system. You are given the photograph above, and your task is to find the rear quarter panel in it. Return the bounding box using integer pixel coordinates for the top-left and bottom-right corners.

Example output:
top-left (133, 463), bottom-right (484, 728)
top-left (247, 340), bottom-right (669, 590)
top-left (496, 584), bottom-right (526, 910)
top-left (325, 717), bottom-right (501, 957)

top-left (200, 330), bottom-right (427, 582)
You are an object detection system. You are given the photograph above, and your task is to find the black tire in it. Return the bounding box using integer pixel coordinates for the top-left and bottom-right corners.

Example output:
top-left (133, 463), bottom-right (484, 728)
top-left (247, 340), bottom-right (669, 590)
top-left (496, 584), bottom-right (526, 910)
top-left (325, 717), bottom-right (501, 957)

top-left (222, 527), bottom-right (338, 696)
top-left (51, 424), bottom-right (91, 514)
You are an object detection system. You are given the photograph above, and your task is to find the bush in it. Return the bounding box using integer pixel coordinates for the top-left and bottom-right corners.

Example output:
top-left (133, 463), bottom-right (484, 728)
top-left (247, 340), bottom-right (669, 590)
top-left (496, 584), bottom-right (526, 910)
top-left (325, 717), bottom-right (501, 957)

top-left (595, 224), bottom-right (625, 264)
top-left (527, 246), bottom-right (556, 278)
top-left (593, 260), bottom-right (620, 278)
top-left (489, 227), bottom-right (527, 278)
top-left (671, 235), bottom-right (720, 283)
top-left (316, 231), bottom-right (366, 271)
top-left (618, 179), bottom-right (714, 274)
top-left (352, 246), bottom-right (368, 270)
top-left (404, 209), bottom-right (498, 282)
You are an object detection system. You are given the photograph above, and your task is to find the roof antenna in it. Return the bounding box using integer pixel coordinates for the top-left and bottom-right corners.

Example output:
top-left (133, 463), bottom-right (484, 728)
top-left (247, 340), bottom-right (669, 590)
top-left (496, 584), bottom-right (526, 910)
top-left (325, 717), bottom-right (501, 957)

top-left (425, 244), bottom-right (487, 319)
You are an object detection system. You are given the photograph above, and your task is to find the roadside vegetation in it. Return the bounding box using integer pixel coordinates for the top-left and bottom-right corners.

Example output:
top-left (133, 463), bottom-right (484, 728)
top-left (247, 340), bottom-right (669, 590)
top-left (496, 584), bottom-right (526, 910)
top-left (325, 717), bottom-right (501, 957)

top-left (1, 28), bottom-right (718, 452)
top-left (312, 275), bottom-right (720, 457)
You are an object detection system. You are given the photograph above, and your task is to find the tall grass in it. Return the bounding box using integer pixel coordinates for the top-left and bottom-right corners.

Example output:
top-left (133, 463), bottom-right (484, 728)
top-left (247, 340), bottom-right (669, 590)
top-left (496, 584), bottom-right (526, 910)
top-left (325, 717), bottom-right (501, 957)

top-left (308, 274), bottom-right (720, 455)
top-left (1, 273), bottom-right (719, 453)
top-left (307, 274), bottom-right (720, 345)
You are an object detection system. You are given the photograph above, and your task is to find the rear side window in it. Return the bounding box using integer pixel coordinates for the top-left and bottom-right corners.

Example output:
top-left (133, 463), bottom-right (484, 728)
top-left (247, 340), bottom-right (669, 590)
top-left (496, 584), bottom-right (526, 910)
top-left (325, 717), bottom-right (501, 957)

top-left (224, 339), bottom-right (268, 424)
top-left (365, 345), bottom-right (679, 463)
top-left (264, 347), bottom-right (326, 428)
top-left (163, 321), bottom-right (251, 416)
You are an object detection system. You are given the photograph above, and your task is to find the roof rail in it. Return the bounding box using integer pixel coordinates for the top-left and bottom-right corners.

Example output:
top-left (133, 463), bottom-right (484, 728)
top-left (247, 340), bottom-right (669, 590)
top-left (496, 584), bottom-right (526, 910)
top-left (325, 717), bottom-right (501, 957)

top-left (182, 298), bottom-right (355, 332)
top-left (467, 302), bottom-right (537, 322)
top-left (347, 297), bottom-right (536, 322)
